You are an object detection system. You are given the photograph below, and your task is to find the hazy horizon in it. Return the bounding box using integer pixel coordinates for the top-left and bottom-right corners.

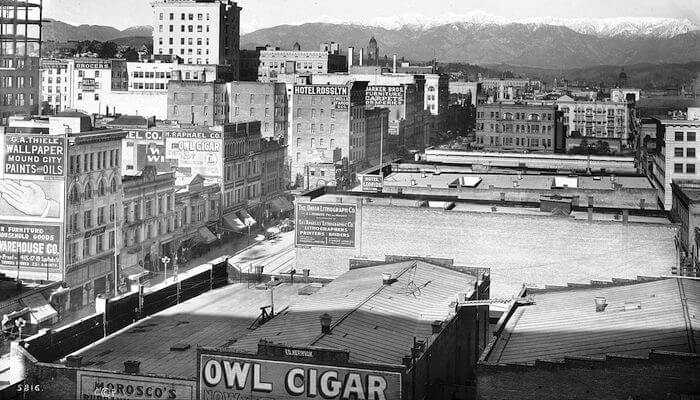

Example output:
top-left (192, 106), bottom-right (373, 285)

top-left (45, 0), bottom-right (700, 32)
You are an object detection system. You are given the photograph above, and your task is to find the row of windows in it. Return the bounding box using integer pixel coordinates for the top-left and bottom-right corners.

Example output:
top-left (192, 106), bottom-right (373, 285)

top-left (1, 76), bottom-right (34, 88)
top-left (159, 12), bottom-right (210, 21)
top-left (674, 163), bottom-right (697, 174)
top-left (68, 205), bottom-right (117, 233)
top-left (122, 217), bottom-right (176, 247)
top-left (69, 150), bottom-right (120, 174)
top-left (160, 24), bottom-right (210, 33)
top-left (478, 111), bottom-right (552, 121)
top-left (296, 137), bottom-right (337, 149)
top-left (478, 135), bottom-right (552, 148)
top-left (159, 37), bottom-right (211, 47)
top-left (132, 82), bottom-right (167, 90)
top-left (223, 159), bottom-right (260, 181)
top-left (296, 123), bottom-right (336, 134)
top-left (69, 178), bottom-right (118, 204)
top-left (223, 183), bottom-right (260, 208)
top-left (479, 123), bottom-right (553, 134)
top-left (232, 93), bottom-right (271, 104)
top-left (674, 131), bottom-right (698, 142)
top-left (296, 108), bottom-right (341, 119)
top-left (1, 93), bottom-right (36, 107)
top-left (674, 147), bottom-right (696, 158)
top-left (45, 68), bottom-right (68, 75)
top-left (66, 231), bottom-right (115, 263)
top-left (124, 195), bottom-right (173, 223)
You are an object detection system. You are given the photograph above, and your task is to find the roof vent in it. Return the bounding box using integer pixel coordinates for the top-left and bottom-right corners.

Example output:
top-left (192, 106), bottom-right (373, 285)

top-left (124, 360), bottom-right (140, 374)
top-left (382, 273), bottom-right (396, 285)
top-left (66, 355), bottom-right (82, 368)
top-left (170, 343), bottom-right (191, 351)
top-left (431, 320), bottom-right (442, 334)
top-left (623, 302), bottom-right (641, 311)
top-left (594, 297), bottom-right (607, 312)
top-left (320, 313), bottom-right (332, 334)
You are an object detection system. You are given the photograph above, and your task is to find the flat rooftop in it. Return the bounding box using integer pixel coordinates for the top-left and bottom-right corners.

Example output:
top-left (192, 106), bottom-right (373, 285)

top-left (68, 283), bottom-right (309, 379)
top-left (381, 172), bottom-right (654, 191)
top-left (485, 278), bottom-right (699, 364)
top-left (307, 194), bottom-right (677, 297)
top-left (230, 260), bottom-right (480, 365)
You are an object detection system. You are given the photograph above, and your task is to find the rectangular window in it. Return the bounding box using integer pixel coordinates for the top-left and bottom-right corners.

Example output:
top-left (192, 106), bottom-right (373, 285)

top-left (688, 164), bottom-right (696, 174)
top-left (675, 147), bottom-right (685, 157)
top-left (675, 132), bottom-right (684, 141)
top-left (688, 148), bottom-right (696, 158)
top-left (83, 239), bottom-right (90, 257)
top-left (688, 132), bottom-right (697, 142)
top-left (675, 163), bottom-right (684, 173)
top-left (84, 210), bottom-right (92, 228)
top-left (96, 234), bottom-right (104, 253)
top-left (97, 207), bottom-right (105, 225)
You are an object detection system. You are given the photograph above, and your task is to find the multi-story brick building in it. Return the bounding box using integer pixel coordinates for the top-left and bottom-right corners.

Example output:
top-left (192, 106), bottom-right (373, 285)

top-left (290, 82), bottom-right (367, 188)
top-left (650, 108), bottom-right (700, 209)
top-left (151, 0), bottom-right (241, 78)
top-left (475, 102), bottom-right (562, 153)
top-left (167, 80), bottom-right (229, 126)
top-left (365, 107), bottom-right (390, 167)
top-left (228, 81), bottom-right (288, 140)
top-left (670, 180), bottom-right (700, 277)
top-left (555, 95), bottom-right (630, 150)
top-left (174, 173), bottom-right (221, 259)
top-left (71, 58), bottom-right (114, 115)
top-left (40, 59), bottom-right (74, 114)
top-left (120, 166), bottom-right (180, 278)
top-left (257, 45), bottom-right (347, 82)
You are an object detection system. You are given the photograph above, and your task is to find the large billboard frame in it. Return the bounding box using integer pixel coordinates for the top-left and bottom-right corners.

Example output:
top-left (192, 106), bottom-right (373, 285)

top-left (197, 349), bottom-right (403, 400)
top-left (295, 202), bottom-right (357, 249)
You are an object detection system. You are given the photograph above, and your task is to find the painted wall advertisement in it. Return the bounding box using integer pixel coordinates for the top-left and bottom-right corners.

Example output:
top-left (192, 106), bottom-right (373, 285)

top-left (0, 133), bottom-right (65, 281)
top-left (77, 370), bottom-right (195, 400)
top-left (198, 351), bottom-right (402, 400)
top-left (388, 120), bottom-right (400, 136)
top-left (366, 86), bottom-right (405, 106)
top-left (165, 131), bottom-right (222, 180)
top-left (296, 202), bottom-right (356, 248)
top-left (124, 130), bottom-right (166, 173)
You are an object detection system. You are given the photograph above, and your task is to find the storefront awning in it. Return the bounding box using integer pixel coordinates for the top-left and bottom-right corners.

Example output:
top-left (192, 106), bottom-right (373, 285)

top-left (270, 197), bottom-right (294, 213)
top-left (237, 209), bottom-right (257, 227)
top-left (197, 226), bottom-right (218, 244)
top-left (121, 264), bottom-right (148, 281)
top-left (223, 212), bottom-right (247, 232)
top-left (20, 293), bottom-right (57, 324)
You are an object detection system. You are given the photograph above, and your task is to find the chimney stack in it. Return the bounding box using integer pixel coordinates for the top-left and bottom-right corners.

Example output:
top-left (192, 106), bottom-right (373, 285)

top-left (124, 360), bottom-right (141, 374)
top-left (348, 47), bottom-right (354, 69)
top-left (359, 48), bottom-right (364, 66)
top-left (320, 313), bottom-right (332, 334)
top-left (382, 272), bottom-right (395, 285)
top-left (431, 320), bottom-right (442, 334)
top-left (393, 54), bottom-right (397, 73)
top-left (594, 297), bottom-right (607, 312)
top-left (66, 355), bottom-right (82, 368)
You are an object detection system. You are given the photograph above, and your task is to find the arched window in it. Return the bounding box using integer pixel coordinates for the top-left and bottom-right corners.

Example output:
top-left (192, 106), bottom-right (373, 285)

top-left (69, 184), bottom-right (80, 204)
top-left (98, 180), bottom-right (106, 196)
top-left (428, 86), bottom-right (436, 92)
top-left (110, 177), bottom-right (117, 193)
top-left (84, 182), bottom-right (93, 200)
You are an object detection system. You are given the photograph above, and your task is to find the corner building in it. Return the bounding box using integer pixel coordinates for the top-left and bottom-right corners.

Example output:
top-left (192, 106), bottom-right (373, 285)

top-left (290, 82), bottom-right (367, 188)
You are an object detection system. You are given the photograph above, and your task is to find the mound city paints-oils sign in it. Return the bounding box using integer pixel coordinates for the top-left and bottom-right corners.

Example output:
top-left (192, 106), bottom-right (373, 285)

top-left (198, 353), bottom-right (402, 400)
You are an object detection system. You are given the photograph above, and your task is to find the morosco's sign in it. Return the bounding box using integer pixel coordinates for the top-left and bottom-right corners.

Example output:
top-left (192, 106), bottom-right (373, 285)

top-left (77, 370), bottom-right (195, 400)
top-left (294, 85), bottom-right (349, 96)
top-left (295, 202), bottom-right (356, 248)
top-left (198, 352), bottom-right (402, 400)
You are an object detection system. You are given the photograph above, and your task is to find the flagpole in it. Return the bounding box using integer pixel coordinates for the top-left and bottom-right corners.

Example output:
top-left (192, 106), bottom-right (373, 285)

top-left (379, 115), bottom-right (384, 169)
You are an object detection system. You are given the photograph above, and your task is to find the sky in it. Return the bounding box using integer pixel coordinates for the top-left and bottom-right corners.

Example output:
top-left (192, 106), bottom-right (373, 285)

top-left (44, 0), bottom-right (700, 31)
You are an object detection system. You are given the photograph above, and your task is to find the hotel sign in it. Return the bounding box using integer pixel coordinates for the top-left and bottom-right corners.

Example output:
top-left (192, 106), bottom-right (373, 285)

top-left (294, 85), bottom-right (349, 96)
top-left (198, 351), bottom-right (401, 400)
top-left (296, 202), bottom-right (356, 248)
top-left (361, 175), bottom-right (384, 193)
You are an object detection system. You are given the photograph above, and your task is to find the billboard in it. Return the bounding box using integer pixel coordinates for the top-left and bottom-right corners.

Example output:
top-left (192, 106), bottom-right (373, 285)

top-left (77, 370), bottom-right (195, 400)
top-left (165, 133), bottom-right (222, 179)
top-left (198, 352), bottom-right (401, 400)
top-left (296, 202), bottom-right (356, 248)
top-left (0, 224), bottom-right (61, 276)
top-left (366, 86), bottom-right (405, 106)
top-left (361, 175), bottom-right (384, 193)
top-left (0, 133), bottom-right (65, 281)
top-left (388, 120), bottom-right (400, 136)
top-left (294, 85), bottom-right (349, 96)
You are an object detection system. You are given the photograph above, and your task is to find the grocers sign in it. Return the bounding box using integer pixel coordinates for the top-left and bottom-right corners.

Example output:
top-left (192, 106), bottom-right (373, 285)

top-left (198, 352), bottom-right (402, 400)
top-left (76, 370), bottom-right (195, 400)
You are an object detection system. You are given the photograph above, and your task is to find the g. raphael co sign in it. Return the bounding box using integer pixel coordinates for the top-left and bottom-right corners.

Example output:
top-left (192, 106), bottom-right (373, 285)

top-left (198, 352), bottom-right (402, 400)
top-left (76, 370), bottom-right (195, 400)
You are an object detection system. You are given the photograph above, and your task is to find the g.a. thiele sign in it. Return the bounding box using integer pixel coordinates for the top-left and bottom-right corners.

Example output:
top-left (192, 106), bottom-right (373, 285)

top-left (198, 353), bottom-right (402, 400)
top-left (293, 85), bottom-right (349, 96)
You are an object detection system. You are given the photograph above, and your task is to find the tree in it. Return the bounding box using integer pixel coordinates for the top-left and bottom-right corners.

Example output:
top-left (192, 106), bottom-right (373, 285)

top-left (98, 41), bottom-right (118, 59)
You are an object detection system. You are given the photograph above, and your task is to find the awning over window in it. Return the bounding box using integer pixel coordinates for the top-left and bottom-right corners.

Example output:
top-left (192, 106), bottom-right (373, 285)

top-left (20, 293), bottom-right (57, 324)
top-left (269, 197), bottom-right (294, 213)
top-left (121, 264), bottom-right (148, 281)
top-left (197, 226), bottom-right (218, 244)
top-left (223, 212), bottom-right (247, 232)
top-left (237, 209), bottom-right (257, 227)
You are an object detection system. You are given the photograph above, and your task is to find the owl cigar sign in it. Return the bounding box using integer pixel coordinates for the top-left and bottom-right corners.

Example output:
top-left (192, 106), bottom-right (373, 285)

top-left (198, 351), bottom-right (402, 400)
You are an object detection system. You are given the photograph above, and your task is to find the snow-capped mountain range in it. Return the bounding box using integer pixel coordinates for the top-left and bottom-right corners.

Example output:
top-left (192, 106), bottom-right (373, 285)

top-left (252, 11), bottom-right (697, 38)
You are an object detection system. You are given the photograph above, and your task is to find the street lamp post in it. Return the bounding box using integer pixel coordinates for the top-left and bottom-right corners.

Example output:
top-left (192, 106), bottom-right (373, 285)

top-left (246, 221), bottom-right (251, 245)
top-left (161, 256), bottom-right (171, 283)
